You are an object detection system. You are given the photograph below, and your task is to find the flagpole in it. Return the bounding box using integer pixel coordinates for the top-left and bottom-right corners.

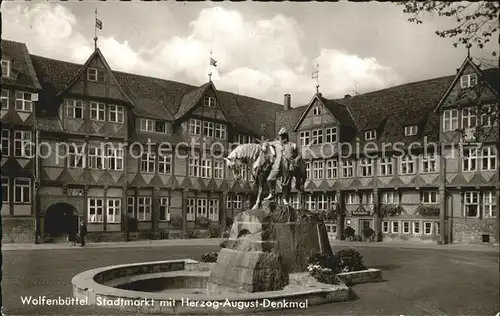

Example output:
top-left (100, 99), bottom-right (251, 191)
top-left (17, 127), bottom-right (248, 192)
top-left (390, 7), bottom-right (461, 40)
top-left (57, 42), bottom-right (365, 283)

top-left (94, 8), bottom-right (98, 49)
top-left (209, 50), bottom-right (212, 82)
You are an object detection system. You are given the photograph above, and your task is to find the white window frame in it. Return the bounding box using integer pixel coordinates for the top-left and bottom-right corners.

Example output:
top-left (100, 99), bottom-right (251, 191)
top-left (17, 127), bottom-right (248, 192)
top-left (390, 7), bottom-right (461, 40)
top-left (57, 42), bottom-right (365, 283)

top-left (197, 198), bottom-right (208, 218)
top-left (1, 177), bottom-right (9, 203)
top-left (214, 160), bottom-right (224, 179)
top-left (203, 121), bottom-right (214, 138)
top-left (362, 192), bottom-right (374, 209)
top-left (152, 121), bottom-right (166, 134)
top-left (1, 60), bottom-right (10, 78)
top-left (462, 107), bottom-right (477, 129)
top-left (14, 131), bottom-right (33, 158)
top-left (87, 67), bottom-right (105, 82)
top-left (106, 148), bottom-right (124, 171)
top-left (306, 194), bottom-right (316, 211)
top-left (233, 194), bottom-right (242, 209)
top-left (421, 191), bottom-right (438, 204)
top-left (200, 158), bottom-right (212, 179)
top-left (421, 154), bottom-right (438, 173)
top-left (345, 193), bottom-right (358, 205)
top-left (402, 221), bottom-right (410, 234)
top-left (159, 197), bottom-right (170, 221)
top-left (443, 109), bottom-right (458, 132)
top-left (14, 178), bottom-right (31, 203)
top-left (481, 104), bottom-right (498, 127)
top-left (382, 221), bottom-right (389, 233)
top-left (1, 89), bottom-right (9, 109)
top-left (88, 145), bottom-right (104, 170)
top-left (317, 194), bottom-right (328, 211)
top-left (364, 130), bottom-right (376, 141)
top-left (107, 199), bottom-right (121, 223)
top-left (140, 118), bottom-right (154, 132)
top-left (189, 119), bottom-right (201, 135)
top-left (460, 73), bottom-right (477, 89)
top-left (209, 199), bottom-right (219, 221)
top-left (481, 146), bottom-right (497, 171)
top-left (204, 96), bottom-right (217, 108)
top-left (15, 91), bottom-right (33, 112)
top-left (325, 127), bottom-right (337, 143)
top-left (305, 161), bottom-right (311, 179)
top-left (359, 158), bottom-right (373, 177)
top-left (189, 156), bottom-right (200, 177)
top-left (412, 221), bottom-right (421, 235)
top-left (158, 153), bottom-right (172, 175)
top-left (399, 155), bottom-right (415, 175)
top-left (137, 197), bottom-right (152, 221)
top-left (141, 152), bottom-right (156, 173)
top-left (300, 131), bottom-right (310, 147)
top-left (435, 222), bottom-right (440, 236)
top-left (423, 221), bottom-right (433, 235)
top-left (391, 221), bottom-right (399, 234)
top-left (483, 191), bottom-right (496, 218)
top-left (312, 129), bottom-right (323, 145)
top-left (379, 157), bottom-right (393, 176)
top-left (341, 160), bottom-right (354, 178)
top-left (67, 144), bottom-right (86, 168)
top-left (464, 191), bottom-right (480, 218)
top-left (2, 129), bottom-right (10, 157)
top-left (381, 191), bottom-right (399, 204)
top-left (312, 106), bottom-right (321, 116)
top-left (108, 105), bottom-right (124, 123)
top-left (326, 159), bottom-right (338, 179)
top-left (404, 125), bottom-right (418, 136)
top-left (214, 123), bottom-right (226, 139)
top-left (186, 198), bottom-right (196, 221)
top-left (65, 100), bottom-right (84, 119)
top-left (462, 147), bottom-right (479, 172)
top-left (89, 102), bottom-right (105, 121)
top-left (312, 160), bottom-right (324, 180)
top-left (88, 198), bottom-right (104, 223)
top-left (127, 197), bottom-right (135, 218)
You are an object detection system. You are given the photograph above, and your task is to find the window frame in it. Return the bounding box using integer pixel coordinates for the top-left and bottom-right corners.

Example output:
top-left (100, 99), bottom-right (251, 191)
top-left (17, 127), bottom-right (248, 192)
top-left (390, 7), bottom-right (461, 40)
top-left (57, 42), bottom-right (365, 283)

top-left (379, 157), bottom-right (393, 176)
top-left (106, 198), bottom-right (121, 223)
top-left (1, 89), bottom-right (9, 110)
top-left (1, 60), bottom-right (10, 78)
top-left (443, 109), bottom-right (459, 132)
top-left (137, 197), bottom-right (152, 221)
top-left (108, 105), bottom-right (124, 124)
top-left (1, 129), bottom-right (10, 157)
top-left (141, 151), bottom-right (156, 173)
top-left (464, 191), bottom-right (480, 218)
top-left (65, 99), bottom-right (84, 119)
top-left (15, 91), bottom-right (34, 112)
top-left (364, 130), bottom-right (376, 141)
top-left (88, 198), bottom-right (104, 223)
top-left (159, 197), bottom-right (170, 221)
top-left (89, 102), bottom-right (106, 121)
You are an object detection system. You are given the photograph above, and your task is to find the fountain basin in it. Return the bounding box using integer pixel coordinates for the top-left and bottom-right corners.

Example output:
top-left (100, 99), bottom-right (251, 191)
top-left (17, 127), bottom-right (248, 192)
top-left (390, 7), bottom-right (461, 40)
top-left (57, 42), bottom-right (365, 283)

top-left (72, 259), bottom-right (351, 314)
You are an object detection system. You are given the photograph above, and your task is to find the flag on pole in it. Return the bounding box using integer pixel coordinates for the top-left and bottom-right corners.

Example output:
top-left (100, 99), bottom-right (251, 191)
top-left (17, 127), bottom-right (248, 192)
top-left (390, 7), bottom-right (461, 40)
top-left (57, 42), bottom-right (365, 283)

top-left (210, 57), bottom-right (217, 67)
top-left (96, 18), bottom-right (103, 30)
top-left (311, 70), bottom-right (318, 79)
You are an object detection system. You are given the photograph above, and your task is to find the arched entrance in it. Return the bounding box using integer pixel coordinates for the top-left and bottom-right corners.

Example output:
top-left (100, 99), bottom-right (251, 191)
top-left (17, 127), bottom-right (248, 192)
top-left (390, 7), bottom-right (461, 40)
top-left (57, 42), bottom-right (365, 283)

top-left (44, 203), bottom-right (79, 242)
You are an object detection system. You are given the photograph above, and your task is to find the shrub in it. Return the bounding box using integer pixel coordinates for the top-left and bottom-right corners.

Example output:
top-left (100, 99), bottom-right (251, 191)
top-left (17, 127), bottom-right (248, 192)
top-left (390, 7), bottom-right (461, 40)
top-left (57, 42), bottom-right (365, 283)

top-left (335, 249), bottom-right (367, 272)
top-left (208, 227), bottom-right (220, 238)
top-left (226, 217), bottom-right (234, 228)
top-left (195, 216), bottom-right (210, 228)
top-left (362, 227), bottom-right (375, 240)
top-left (200, 252), bottom-right (219, 263)
top-left (344, 226), bottom-right (355, 239)
top-left (307, 252), bottom-right (340, 284)
top-left (171, 216), bottom-right (183, 228)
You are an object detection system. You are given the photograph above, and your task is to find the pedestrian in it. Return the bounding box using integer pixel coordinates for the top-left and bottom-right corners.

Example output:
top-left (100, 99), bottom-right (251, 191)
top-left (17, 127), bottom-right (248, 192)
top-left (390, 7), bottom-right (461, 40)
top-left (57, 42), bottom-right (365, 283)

top-left (79, 220), bottom-right (87, 247)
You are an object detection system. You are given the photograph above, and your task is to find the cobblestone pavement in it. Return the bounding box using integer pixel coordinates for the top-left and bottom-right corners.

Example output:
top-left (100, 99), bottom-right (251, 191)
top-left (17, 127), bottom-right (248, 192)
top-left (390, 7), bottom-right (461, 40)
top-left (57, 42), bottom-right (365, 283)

top-left (2, 245), bottom-right (499, 315)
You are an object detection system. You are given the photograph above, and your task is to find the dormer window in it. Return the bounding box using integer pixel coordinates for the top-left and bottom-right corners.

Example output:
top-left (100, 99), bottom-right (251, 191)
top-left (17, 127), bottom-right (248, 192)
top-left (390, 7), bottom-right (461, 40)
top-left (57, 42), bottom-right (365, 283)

top-left (312, 106), bottom-right (321, 116)
top-left (140, 118), bottom-right (154, 132)
top-left (1, 60), bottom-right (10, 78)
top-left (364, 130), bottom-right (376, 141)
top-left (87, 67), bottom-right (105, 82)
top-left (204, 96), bottom-right (216, 108)
top-left (404, 125), bottom-right (418, 136)
top-left (460, 73), bottom-right (477, 89)
top-left (155, 121), bottom-right (167, 133)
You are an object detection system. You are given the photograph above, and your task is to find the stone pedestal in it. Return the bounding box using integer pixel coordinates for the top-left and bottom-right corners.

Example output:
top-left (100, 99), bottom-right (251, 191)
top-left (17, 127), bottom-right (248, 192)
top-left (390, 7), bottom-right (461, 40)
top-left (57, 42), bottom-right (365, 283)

top-left (208, 202), bottom-right (332, 293)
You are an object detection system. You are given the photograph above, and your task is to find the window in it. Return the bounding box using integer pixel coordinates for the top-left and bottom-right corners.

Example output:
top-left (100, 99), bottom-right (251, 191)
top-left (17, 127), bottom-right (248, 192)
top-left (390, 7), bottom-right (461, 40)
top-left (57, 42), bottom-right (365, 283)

top-left (214, 123), bottom-right (226, 139)
top-left (381, 191), bottom-right (399, 204)
top-left (203, 121), bottom-right (214, 138)
top-left (87, 67), bottom-right (105, 82)
top-left (68, 145), bottom-right (85, 168)
top-left (107, 148), bottom-right (123, 171)
top-left (312, 106), bottom-right (321, 116)
top-left (89, 102), bottom-right (105, 121)
top-left (300, 131), bottom-right (310, 146)
top-left (464, 191), bottom-right (480, 218)
top-left (108, 105), bottom-right (124, 123)
top-left (1, 89), bottom-right (9, 109)
top-left (312, 129), bottom-right (323, 145)
top-left (412, 221), bottom-right (421, 235)
top-left (291, 194), bottom-right (300, 209)
top-left (312, 160), bottom-right (324, 179)
top-left (197, 198), bottom-right (208, 218)
top-left (141, 152), bottom-right (155, 173)
top-left (187, 198), bottom-right (196, 221)
top-left (435, 222), bottom-right (440, 235)
top-left (422, 191), bottom-right (438, 204)
top-left (189, 156), bottom-right (200, 177)
top-left (326, 159), bottom-right (338, 179)
top-left (462, 147), bottom-right (478, 172)
top-left (423, 222), bottom-right (433, 235)
top-left (460, 73), bottom-right (477, 89)
top-left (200, 158), bottom-right (212, 179)
top-left (15, 91), bottom-right (33, 112)
top-left (402, 221), bottom-right (410, 234)
top-left (379, 157), bottom-right (393, 176)
top-left (341, 160), bottom-right (354, 178)
top-left (364, 130), bottom-right (376, 141)
top-left (1, 129), bottom-right (10, 157)
top-left (1, 60), bottom-right (10, 77)
top-left (137, 197), bottom-right (152, 221)
top-left (421, 154), bottom-right (438, 173)
top-left (107, 199), bottom-right (121, 223)
top-left (236, 134), bottom-right (255, 144)
top-left (359, 158), bottom-right (373, 177)
top-left (462, 107), bottom-right (477, 128)
top-left (345, 193), bottom-right (358, 205)
top-left (325, 127), bottom-right (337, 143)
top-left (233, 194), bottom-right (242, 209)
top-left (214, 160), bottom-right (224, 179)
top-left (305, 161), bottom-right (311, 179)
top-left (209, 199), bottom-right (219, 221)
top-left (443, 109), bottom-right (458, 132)
top-left (326, 224), bottom-right (337, 234)
top-left (88, 146), bottom-right (104, 170)
top-left (1, 177), bottom-right (8, 203)
top-left (88, 198), bottom-right (104, 222)
top-left (65, 100), bottom-right (84, 119)
top-left (127, 197), bottom-right (135, 218)
top-left (140, 119), bottom-right (154, 132)
top-left (155, 121), bottom-right (167, 134)
top-left (400, 155), bottom-right (415, 175)
top-left (159, 197), bottom-right (170, 221)
top-left (14, 131), bottom-right (33, 157)
top-left (382, 221), bottom-right (389, 233)
top-left (483, 191), bottom-right (497, 218)
top-left (306, 194), bottom-right (316, 211)
top-left (481, 146), bottom-right (497, 171)
top-left (391, 221), bottom-right (399, 233)
top-left (481, 104), bottom-right (498, 127)
top-left (404, 125), bottom-right (418, 136)
top-left (362, 192), bottom-right (374, 208)
top-left (158, 153), bottom-right (172, 175)
top-left (317, 194), bottom-right (328, 211)
top-left (204, 96), bottom-right (217, 108)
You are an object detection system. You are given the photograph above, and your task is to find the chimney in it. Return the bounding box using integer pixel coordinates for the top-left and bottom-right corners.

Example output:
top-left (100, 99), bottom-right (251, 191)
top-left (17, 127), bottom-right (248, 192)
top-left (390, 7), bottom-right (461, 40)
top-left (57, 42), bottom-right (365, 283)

top-left (284, 94), bottom-right (291, 110)
top-left (344, 94), bottom-right (352, 99)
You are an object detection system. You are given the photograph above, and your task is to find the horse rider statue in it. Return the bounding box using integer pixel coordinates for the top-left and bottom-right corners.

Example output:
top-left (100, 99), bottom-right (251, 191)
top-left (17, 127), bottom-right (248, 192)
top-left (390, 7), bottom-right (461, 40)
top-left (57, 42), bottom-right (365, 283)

top-left (264, 127), bottom-right (303, 205)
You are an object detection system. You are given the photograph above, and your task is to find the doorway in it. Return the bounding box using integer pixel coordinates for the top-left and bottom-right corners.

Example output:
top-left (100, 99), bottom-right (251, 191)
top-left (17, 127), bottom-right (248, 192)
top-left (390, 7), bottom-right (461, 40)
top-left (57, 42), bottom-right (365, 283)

top-left (44, 203), bottom-right (79, 242)
top-left (359, 219), bottom-right (374, 241)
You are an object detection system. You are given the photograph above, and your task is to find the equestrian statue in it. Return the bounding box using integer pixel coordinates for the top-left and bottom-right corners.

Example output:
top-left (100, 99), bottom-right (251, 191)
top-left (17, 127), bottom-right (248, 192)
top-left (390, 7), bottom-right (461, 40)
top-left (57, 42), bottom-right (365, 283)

top-left (224, 127), bottom-right (306, 210)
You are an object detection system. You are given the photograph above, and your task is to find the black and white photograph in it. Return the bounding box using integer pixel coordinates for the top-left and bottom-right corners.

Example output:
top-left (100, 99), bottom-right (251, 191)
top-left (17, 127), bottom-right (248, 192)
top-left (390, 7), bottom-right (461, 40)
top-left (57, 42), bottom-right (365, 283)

top-left (1, 1), bottom-right (499, 315)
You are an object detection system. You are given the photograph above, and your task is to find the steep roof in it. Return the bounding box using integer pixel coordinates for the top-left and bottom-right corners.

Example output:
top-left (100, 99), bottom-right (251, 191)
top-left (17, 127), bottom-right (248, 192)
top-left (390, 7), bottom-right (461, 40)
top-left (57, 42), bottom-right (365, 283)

top-left (318, 95), bottom-right (356, 128)
top-left (1, 40), bottom-right (42, 91)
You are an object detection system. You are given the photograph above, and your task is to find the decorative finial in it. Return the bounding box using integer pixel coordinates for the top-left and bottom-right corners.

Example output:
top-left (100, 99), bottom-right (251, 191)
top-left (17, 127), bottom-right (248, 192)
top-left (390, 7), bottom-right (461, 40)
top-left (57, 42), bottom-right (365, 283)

top-left (466, 43), bottom-right (472, 58)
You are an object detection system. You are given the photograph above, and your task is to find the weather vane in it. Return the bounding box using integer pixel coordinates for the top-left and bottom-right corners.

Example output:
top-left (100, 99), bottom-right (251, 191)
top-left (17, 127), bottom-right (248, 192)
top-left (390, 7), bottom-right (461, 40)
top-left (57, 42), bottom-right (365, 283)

top-left (312, 64), bottom-right (319, 94)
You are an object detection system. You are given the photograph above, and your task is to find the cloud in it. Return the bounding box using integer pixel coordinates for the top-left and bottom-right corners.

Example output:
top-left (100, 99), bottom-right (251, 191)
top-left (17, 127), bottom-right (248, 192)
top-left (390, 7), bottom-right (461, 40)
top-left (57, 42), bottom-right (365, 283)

top-left (2, 2), bottom-right (401, 105)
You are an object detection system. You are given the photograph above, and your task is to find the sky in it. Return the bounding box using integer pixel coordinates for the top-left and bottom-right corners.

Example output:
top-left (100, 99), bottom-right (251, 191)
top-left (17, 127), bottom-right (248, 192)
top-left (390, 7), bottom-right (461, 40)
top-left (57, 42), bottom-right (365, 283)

top-left (2, 1), bottom-right (497, 106)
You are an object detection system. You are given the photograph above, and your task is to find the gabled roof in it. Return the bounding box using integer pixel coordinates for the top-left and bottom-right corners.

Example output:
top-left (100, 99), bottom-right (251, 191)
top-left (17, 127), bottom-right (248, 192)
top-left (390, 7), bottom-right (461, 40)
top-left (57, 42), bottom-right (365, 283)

top-left (57, 48), bottom-right (133, 106)
top-left (1, 40), bottom-right (42, 91)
